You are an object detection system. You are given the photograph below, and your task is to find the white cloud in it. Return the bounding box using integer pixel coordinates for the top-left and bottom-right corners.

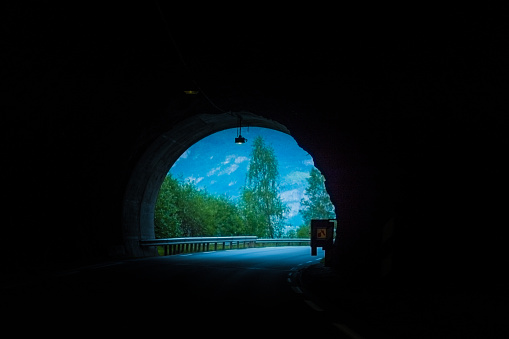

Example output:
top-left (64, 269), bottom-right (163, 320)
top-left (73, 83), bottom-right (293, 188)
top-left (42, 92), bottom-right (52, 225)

top-left (174, 149), bottom-right (190, 164)
top-left (286, 201), bottom-right (302, 218)
top-left (283, 171), bottom-right (310, 186)
top-left (280, 188), bottom-right (306, 218)
top-left (228, 181), bottom-right (237, 186)
top-left (205, 155), bottom-right (247, 178)
top-left (221, 155), bottom-right (236, 165)
top-left (303, 158), bottom-right (314, 166)
top-left (219, 164), bottom-right (239, 175)
top-left (207, 167), bottom-right (220, 176)
top-left (185, 175), bottom-right (204, 185)
top-left (222, 154), bottom-right (249, 165)
top-left (234, 156), bottom-right (249, 164)
top-left (280, 188), bottom-right (304, 202)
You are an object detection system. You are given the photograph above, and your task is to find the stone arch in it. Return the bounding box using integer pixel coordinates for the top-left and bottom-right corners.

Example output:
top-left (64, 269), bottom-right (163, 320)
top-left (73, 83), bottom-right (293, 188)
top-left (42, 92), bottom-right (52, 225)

top-left (121, 111), bottom-right (291, 257)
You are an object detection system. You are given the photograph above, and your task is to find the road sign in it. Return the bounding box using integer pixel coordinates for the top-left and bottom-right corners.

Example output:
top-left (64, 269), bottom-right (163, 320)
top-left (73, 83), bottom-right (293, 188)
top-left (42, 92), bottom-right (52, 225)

top-left (310, 219), bottom-right (334, 248)
top-left (310, 219), bottom-right (335, 266)
top-left (316, 227), bottom-right (327, 239)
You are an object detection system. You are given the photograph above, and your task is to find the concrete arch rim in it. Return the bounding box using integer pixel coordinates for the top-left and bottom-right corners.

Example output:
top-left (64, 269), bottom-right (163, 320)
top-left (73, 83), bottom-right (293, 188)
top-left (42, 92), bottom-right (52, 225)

top-left (120, 111), bottom-right (291, 257)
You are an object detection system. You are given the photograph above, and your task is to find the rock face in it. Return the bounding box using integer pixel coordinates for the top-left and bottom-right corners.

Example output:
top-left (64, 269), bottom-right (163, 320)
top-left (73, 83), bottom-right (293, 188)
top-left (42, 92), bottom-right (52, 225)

top-left (3, 5), bottom-right (508, 294)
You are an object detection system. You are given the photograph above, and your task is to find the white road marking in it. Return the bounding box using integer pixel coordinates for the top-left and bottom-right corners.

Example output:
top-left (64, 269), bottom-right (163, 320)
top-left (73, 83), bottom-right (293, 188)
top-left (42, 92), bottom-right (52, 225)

top-left (291, 286), bottom-right (303, 294)
top-left (304, 299), bottom-right (324, 311)
top-left (333, 323), bottom-right (365, 339)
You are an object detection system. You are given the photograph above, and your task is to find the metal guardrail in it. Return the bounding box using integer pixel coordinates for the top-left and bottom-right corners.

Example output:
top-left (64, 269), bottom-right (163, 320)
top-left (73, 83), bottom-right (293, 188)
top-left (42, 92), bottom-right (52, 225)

top-left (256, 238), bottom-right (310, 246)
top-left (140, 236), bottom-right (310, 255)
top-left (140, 236), bottom-right (257, 255)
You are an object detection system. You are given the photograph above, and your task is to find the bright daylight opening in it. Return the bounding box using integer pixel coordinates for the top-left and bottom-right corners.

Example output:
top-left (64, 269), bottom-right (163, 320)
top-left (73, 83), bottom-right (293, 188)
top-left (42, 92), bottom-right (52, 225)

top-left (154, 127), bottom-right (336, 242)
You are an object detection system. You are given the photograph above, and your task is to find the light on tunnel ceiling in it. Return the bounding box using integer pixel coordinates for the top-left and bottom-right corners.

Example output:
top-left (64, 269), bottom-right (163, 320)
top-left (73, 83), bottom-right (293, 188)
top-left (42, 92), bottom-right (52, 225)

top-left (235, 116), bottom-right (247, 144)
top-left (235, 135), bottom-right (247, 144)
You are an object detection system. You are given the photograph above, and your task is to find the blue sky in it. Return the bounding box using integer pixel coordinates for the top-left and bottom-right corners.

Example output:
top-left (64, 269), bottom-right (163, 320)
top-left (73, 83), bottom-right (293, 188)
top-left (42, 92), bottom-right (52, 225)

top-left (168, 127), bottom-right (316, 226)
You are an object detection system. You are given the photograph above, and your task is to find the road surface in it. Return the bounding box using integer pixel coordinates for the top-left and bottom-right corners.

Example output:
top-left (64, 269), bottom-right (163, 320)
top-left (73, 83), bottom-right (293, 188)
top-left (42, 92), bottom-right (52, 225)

top-left (2, 247), bottom-right (365, 337)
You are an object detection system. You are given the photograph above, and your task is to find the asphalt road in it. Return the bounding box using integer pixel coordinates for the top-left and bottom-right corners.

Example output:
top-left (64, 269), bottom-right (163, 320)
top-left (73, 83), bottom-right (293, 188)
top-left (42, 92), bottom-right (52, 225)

top-left (2, 247), bottom-right (364, 338)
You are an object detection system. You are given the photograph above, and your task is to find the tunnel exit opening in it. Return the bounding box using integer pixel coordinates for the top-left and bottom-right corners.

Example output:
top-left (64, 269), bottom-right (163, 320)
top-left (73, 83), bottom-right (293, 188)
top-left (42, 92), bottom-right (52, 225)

top-left (155, 126), bottom-right (336, 241)
top-left (121, 112), bottom-right (336, 258)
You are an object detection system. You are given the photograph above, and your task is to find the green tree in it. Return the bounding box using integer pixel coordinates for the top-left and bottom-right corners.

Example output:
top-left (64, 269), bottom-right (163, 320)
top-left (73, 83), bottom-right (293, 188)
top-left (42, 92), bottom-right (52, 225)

top-left (154, 173), bottom-right (182, 238)
top-left (210, 194), bottom-right (246, 236)
top-left (296, 224), bottom-right (310, 238)
top-left (155, 174), bottom-right (246, 238)
top-left (241, 136), bottom-right (288, 238)
top-left (286, 228), bottom-right (297, 238)
top-left (299, 167), bottom-right (336, 226)
top-left (173, 180), bottom-right (202, 236)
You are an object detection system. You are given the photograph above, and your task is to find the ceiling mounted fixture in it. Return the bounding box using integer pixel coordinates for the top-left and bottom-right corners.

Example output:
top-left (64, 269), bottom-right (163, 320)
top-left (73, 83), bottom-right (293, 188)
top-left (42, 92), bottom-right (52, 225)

top-left (235, 117), bottom-right (247, 144)
top-left (235, 135), bottom-right (247, 144)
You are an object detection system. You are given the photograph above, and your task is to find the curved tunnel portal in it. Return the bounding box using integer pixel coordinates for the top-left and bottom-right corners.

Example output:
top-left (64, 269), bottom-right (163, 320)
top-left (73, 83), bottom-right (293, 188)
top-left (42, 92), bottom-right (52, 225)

top-left (122, 111), bottom-right (299, 257)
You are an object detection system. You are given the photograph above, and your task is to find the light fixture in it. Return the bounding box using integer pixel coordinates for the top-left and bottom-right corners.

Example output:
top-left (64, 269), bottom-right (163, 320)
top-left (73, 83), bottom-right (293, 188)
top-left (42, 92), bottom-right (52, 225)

top-left (235, 116), bottom-right (247, 144)
top-left (235, 135), bottom-right (247, 144)
top-left (183, 90), bottom-right (199, 95)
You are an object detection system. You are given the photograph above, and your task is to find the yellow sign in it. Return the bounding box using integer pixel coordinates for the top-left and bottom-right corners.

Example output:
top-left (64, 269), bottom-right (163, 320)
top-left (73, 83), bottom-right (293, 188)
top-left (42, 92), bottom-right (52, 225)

top-left (317, 227), bottom-right (327, 239)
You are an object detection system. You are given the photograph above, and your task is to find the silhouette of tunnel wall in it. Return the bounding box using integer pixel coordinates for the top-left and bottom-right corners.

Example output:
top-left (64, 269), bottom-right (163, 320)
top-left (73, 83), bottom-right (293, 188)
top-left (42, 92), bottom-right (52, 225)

top-left (4, 5), bottom-right (507, 291)
top-left (119, 106), bottom-right (399, 285)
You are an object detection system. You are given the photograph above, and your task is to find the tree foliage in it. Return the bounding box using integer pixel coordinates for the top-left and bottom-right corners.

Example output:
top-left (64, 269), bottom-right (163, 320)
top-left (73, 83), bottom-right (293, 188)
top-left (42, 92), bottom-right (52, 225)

top-left (154, 173), bottom-right (245, 238)
top-left (154, 174), bottom-right (182, 238)
top-left (299, 167), bottom-right (336, 225)
top-left (241, 136), bottom-right (288, 238)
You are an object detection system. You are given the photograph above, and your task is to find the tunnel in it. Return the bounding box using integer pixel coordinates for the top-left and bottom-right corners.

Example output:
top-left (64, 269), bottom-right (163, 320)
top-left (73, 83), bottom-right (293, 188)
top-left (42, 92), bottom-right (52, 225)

top-left (4, 4), bottom-right (508, 298)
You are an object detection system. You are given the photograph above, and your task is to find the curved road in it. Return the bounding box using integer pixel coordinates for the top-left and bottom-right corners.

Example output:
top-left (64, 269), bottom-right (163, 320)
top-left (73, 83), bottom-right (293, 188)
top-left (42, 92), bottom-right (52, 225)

top-left (4, 247), bottom-right (362, 337)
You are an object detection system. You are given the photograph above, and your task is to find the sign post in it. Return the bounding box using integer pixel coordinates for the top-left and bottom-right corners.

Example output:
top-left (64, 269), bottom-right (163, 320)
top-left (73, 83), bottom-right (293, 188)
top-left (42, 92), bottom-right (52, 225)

top-left (310, 219), bottom-right (335, 266)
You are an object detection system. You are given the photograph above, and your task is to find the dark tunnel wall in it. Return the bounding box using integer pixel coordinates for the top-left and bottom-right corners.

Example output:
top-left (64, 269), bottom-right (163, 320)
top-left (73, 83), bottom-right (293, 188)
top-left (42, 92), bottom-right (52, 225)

top-left (3, 4), bottom-right (508, 292)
